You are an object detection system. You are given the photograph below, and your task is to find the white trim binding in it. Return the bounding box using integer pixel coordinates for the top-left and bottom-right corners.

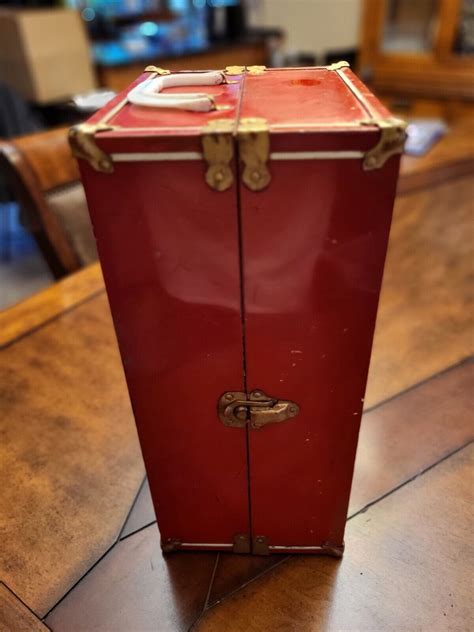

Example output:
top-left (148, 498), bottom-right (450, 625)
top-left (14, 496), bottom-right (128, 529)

top-left (112, 151), bottom-right (202, 162)
top-left (268, 545), bottom-right (326, 550)
top-left (271, 150), bottom-right (363, 160)
top-left (109, 150), bottom-right (364, 163)
top-left (270, 121), bottom-right (368, 130)
top-left (335, 68), bottom-right (378, 119)
top-left (179, 542), bottom-right (233, 548)
top-left (169, 542), bottom-right (336, 550)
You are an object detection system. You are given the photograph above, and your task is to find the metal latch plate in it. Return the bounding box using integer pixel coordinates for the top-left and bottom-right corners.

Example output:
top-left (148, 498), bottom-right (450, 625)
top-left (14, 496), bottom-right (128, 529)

top-left (238, 117), bottom-right (271, 191)
top-left (218, 390), bottom-right (300, 429)
top-left (233, 533), bottom-right (251, 553)
top-left (202, 119), bottom-right (235, 191)
top-left (253, 535), bottom-right (269, 555)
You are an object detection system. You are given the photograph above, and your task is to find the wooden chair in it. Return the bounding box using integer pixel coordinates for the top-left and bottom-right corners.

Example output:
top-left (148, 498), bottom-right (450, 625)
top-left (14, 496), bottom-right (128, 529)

top-left (0, 127), bottom-right (97, 279)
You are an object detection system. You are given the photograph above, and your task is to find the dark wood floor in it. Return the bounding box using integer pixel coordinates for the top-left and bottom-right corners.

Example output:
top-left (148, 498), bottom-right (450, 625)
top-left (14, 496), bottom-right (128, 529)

top-left (0, 135), bottom-right (473, 630)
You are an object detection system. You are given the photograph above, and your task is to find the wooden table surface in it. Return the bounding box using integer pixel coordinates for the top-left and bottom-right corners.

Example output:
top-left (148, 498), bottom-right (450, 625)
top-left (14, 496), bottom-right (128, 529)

top-left (1, 128), bottom-right (473, 631)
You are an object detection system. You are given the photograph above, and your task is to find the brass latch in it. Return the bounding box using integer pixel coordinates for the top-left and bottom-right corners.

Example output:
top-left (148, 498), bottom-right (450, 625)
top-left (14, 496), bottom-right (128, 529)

top-left (238, 118), bottom-right (271, 191)
top-left (218, 390), bottom-right (299, 429)
top-left (202, 119), bottom-right (235, 191)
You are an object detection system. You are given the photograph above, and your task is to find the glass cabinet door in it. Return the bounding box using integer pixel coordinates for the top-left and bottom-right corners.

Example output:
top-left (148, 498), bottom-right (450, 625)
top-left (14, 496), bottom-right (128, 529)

top-left (453, 0), bottom-right (474, 55)
top-left (382, 0), bottom-right (438, 53)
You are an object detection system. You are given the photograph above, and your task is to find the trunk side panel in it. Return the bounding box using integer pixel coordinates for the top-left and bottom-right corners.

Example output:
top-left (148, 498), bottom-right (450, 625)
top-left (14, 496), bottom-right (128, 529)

top-left (240, 156), bottom-right (400, 547)
top-left (79, 158), bottom-right (249, 546)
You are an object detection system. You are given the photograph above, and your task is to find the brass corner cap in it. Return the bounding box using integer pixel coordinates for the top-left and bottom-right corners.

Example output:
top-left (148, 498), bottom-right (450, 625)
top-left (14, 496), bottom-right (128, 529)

top-left (361, 116), bottom-right (407, 133)
top-left (364, 116), bottom-right (407, 129)
top-left (326, 60), bottom-right (350, 71)
top-left (363, 117), bottom-right (407, 170)
top-left (68, 123), bottom-right (114, 174)
top-left (161, 538), bottom-right (181, 553)
top-left (144, 65), bottom-right (170, 75)
top-left (386, 116), bottom-right (408, 130)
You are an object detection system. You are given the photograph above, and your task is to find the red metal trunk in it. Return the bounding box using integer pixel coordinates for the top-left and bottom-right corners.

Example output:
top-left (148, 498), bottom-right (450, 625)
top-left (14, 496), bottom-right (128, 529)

top-left (72, 63), bottom-right (404, 555)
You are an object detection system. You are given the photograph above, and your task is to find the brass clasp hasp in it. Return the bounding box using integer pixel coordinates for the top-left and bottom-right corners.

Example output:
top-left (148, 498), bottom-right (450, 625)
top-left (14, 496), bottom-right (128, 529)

top-left (218, 390), bottom-right (300, 429)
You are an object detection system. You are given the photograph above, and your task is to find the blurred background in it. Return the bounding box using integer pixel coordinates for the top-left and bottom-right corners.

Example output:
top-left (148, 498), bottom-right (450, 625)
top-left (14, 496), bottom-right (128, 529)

top-left (0, 0), bottom-right (473, 308)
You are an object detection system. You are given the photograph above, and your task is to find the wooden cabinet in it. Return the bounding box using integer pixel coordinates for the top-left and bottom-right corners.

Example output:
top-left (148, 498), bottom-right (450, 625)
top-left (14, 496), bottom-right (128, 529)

top-left (359, 0), bottom-right (474, 102)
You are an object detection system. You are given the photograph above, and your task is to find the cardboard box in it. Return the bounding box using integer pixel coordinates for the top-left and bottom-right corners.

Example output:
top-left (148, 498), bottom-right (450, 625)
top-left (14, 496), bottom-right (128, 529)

top-left (0, 8), bottom-right (96, 104)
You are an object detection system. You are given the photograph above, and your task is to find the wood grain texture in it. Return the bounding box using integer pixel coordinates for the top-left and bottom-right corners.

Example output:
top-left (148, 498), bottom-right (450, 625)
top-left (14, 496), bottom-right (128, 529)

top-left (0, 583), bottom-right (49, 632)
top-left (11, 127), bottom-right (80, 193)
top-left (120, 478), bottom-right (156, 539)
top-left (30, 165), bottom-right (473, 622)
top-left (206, 360), bottom-right (474, 610)
top-left (46, 360), bottom-right (472, 628)
top-left (196, 444), bottom-right (474, 632)
top-left (2, 121), bottom-right (472, 626)
top-left (45, 524), bottom-right (216, 632)
top-left (365, 174), bottom-right (473, 408)
top-left (208, 555), bottom-right (284, 607)
top-left (117, 361), bottom-right (474, 540)
top-left (351, 359), bottom-right (473, 515)
top-left (386, 94), bottom-right (474, 125)
top-left (0, 130), bottom-right (84, 278)
top-left (0, 263), bottom-right (103, 348)
top-left (0, 293), bottom-right (144, 616)
top-left (359, 0), bottom-right (474, 101)
top-left (399, 122), bottom-right (474, 194)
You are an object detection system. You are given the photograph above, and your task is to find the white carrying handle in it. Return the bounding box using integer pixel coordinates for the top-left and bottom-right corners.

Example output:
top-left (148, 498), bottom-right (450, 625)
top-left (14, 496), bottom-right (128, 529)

top-left (127, 71), bottom-right (226, 112)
